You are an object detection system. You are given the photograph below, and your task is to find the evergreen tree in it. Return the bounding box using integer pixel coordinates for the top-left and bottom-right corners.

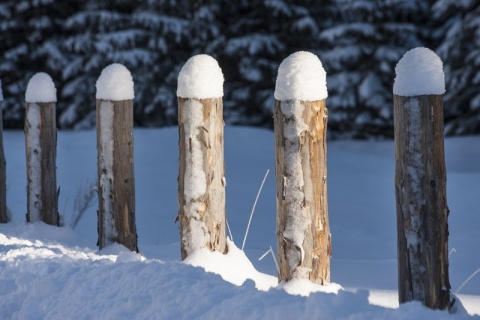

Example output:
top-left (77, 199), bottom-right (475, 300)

top-left (432, 0), bottom-right (480, 135)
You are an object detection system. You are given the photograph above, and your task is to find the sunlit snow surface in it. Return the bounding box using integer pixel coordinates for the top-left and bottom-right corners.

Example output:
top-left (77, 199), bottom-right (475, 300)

top-left (2, 127), bottom-right (480, 318)
top-left (177, 54), bottom-right (224, 99)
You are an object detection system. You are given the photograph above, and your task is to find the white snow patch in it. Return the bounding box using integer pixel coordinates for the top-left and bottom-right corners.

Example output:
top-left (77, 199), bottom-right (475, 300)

top-left (177, 54), bottom-right (224, 99)
top-left (394, 47), bottom-right (445, 96)
top-left (26, 104), bottom-right (42, 222)
top-left (182, 99), bottom-right (208, 253)
top-left (280, 100), bottom-right (310, 277)
top-left (96, 63), bottom-right (135, 101)
top-left (98, 101), bottom-right (117, 246)
top-left (280, 278), bottom-right (342, 297)
top-left (184, 238), bottom-right (277, 291)
top-left (275, 51), bottom-right (328, 101)
top-left (25, 72), bottom-right (57, 103)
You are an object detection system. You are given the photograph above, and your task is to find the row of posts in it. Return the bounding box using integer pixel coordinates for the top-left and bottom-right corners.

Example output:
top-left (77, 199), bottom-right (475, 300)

top-left (0, 48), bottom-right (451, 310)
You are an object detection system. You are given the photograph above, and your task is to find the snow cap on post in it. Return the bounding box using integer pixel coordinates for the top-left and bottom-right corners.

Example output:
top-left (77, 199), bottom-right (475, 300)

top-left (393, 47), bottom-right (445, 97)
top-left (25, 72), bottom-right (57, 103)
top-left (177, 54), bottom-right (224, 99)
top-left (96, 63), bottom-right (135, 101)
top-left (274, 51), bottom-right (328, 101)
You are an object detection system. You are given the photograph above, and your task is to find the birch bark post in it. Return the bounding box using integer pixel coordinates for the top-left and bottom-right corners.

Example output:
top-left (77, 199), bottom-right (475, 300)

top-left (96, 64), bottom-right (138, 252)
top-left (24, 73), bottom-right (58, 226)
top-left (393, 48), bottom-right (451, 310)
top-left (177, 54), bottom-right (227, 260)
top-left (274, 51), bottom-right (331, 284)
top-left (0, 80), bottom-right (7, 223)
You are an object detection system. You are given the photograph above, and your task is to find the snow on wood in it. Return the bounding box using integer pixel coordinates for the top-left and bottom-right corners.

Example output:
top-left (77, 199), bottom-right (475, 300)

top-left (98, 100), bottom-right (117, 247)
top-left (25, 104), bottom-right (42, 222)
top-left (96, 63), bottom-right (134, 101)
top-left (393, 47), bottom-right (445, 97)
top-left (25, 72), bottom-right (57, 103)
top-left (177, 54), bottom-right (224, 99)
top-left (274, 51), bottom-right (328, 101)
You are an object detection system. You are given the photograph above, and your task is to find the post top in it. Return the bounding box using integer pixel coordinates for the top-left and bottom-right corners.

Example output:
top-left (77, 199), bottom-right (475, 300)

top-left (96, 63), bottom-right (135, 101)
top-left (177, 54), bottom-right (224, 99)
top-left (274, 51), bottom-right (328, 102)
top-left (393, 47), bottom-right (445, 97)
top-left (25, 72), bottom-right (57, 103)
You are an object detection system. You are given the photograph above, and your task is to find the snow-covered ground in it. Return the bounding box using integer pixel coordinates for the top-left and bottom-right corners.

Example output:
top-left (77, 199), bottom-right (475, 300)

top-left (1, 127), bottom-right (479, 319)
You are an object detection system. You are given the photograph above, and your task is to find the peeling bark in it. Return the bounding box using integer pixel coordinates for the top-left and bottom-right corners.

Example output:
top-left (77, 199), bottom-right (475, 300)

top-left (274, 99), bottom-right (331, 284)
top-left (178, 97), bottom-right (227, 260)
top-left (25, 102), bottom-right (58, 226)
top-left (394, 95), bottom-right (451, 310)
top-left (97, 99), bottom-right (138, 252)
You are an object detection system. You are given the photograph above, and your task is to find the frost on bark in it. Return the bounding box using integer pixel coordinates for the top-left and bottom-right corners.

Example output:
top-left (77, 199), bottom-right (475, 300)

top-left (25, 102), bottom-right (58, 225)
top-left (178, 97), bottom-right (227, 260)
top-left (274, 99), bottom-right (331, 284)
top-left (97, 99), bottom-right (138, 252)
top-left (394, 95), bottom-right (451, 310)
top-left (0, 100), bottom-right (7, 223)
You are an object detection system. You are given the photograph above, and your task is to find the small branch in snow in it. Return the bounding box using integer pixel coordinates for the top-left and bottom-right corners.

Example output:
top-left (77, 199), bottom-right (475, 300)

top-left (242, 169), bottom-right (269, 251)
top-left (259, 246), bottom-right (280, 274)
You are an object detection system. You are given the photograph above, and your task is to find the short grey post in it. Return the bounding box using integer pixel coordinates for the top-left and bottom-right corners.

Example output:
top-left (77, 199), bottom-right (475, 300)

top-left (24, 73), bottom-right (59, 226)
top-left (393, 47), bottom-right (451, 310)
top-left (177, 54), bottom-right (227, 260)
top-left (0, 80), bottom-right (7, 223)
top-left (96, 64), bottom-right (138, 252)
top-left (274, 51), bottom-right (331, 285)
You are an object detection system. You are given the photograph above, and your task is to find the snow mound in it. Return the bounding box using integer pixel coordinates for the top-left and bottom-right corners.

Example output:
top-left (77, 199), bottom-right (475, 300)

top-left (393, 47), bottom-right (445, 97)
top-left (25, 72), bottom-right (57, 103)
top-left (177, 54), bottom-right (224, 99)
top-left (0, 79), bottom-right (3, 101)
top-left (274, 51), bottom-right (328, 101)
top-left (96, 63), bottom-right (135, 101)
top-left (183, 238), bottom-right (277, 291)
top-left (280, 278), bottom-right (342, 297)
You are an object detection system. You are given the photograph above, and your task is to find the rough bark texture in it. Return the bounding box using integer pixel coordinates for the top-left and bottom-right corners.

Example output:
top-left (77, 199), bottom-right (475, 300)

top-left (274, 99), bottom-right (331, 284)
top-left (178, 97), bottom-right (227, 260)
top-left (0, 102), bottom-right (7, 223)
top-left (394, 95), bottom-right (451, 310)
top-left (97, 99), bottom-right (138, 252)
top-left (25, 102), bottom-right (58, 226)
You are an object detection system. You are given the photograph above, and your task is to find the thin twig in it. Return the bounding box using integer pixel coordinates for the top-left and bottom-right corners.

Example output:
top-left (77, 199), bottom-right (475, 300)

top-left (242, 169), bottom-right (269, 251)
top-left (456, 267), bottom-right (480, 294)
top-left (226, 218), bottom-right (234, 241)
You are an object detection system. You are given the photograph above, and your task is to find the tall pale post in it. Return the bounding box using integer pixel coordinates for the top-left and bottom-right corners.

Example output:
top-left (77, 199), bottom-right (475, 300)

top-left (177, 54), bottom-right (227, 260)
top-left (393, 47), bottom-right (451, 310)
top-left (0, 80), bottom-right (6, 223)
top-left (274, 51), bottom-right (331, 284)
top-left (96, 64), bottom-right (138, 252)
top-left (24, 73), bottom-right (58, 226)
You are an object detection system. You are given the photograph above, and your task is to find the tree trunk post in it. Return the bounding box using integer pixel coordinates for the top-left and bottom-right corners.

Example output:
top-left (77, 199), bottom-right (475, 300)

top-left (393, 48), bottom-right (451, 310)
top-left (274, 51), bottom-right (331, 284)
top-left (24, 73), bottom-right (58, 226)
top-left (0, 80), bottom-right (7, 223)
top-left (177, 54), bottom-right (227, 260)
top-left (96, 64), bottom-right (138, 252)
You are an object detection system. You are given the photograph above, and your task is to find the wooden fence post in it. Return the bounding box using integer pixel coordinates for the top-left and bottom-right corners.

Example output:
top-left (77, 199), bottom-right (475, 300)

top-left (96, 63), bottom-right (138, 252)
top-left (0, 80), bottom-right (6, 223)
top-left (393, 47), bottom-right (451, 310)
top-left (274, 51), bottom-right (331, 284)
top-left (24, 73), bottom-right (59, 225)
top-left (177, 54), bottom-right (227, 260)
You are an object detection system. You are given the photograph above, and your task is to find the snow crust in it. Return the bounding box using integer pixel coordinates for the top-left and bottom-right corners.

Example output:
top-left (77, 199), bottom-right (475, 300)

top-left (274, 51), bottom-right (328, 101)
top-left (98, 101), bottom-right (117, 246)
top-left (25, 72), bottom-right (57, 103)
top-left (26, 104), bottom-right (42, 222)
top-left (0, 79), bottom-right (3, 101)
top-left (177, 54), bottom-right (224, 99)
top-left (181, 99), bottom-right (208, 253)
top-left (96, 63), bottom-right (135, 101)
top-left (394, 47), bottom-right (445, 96)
